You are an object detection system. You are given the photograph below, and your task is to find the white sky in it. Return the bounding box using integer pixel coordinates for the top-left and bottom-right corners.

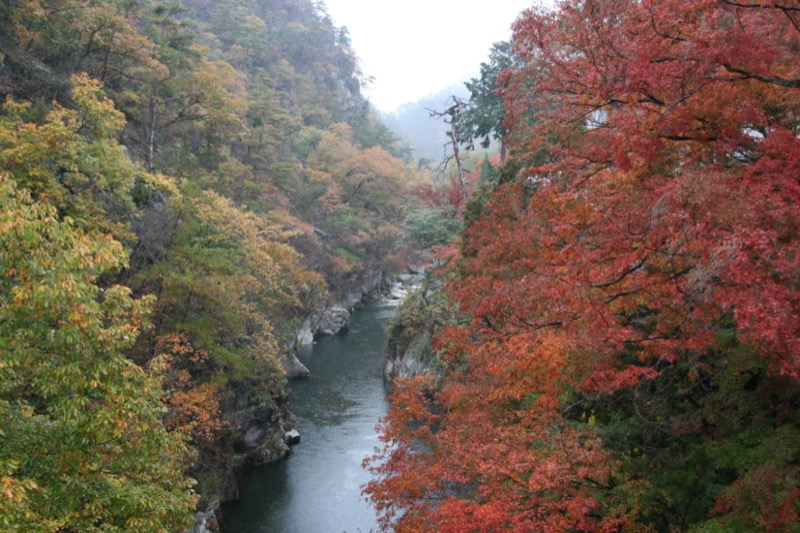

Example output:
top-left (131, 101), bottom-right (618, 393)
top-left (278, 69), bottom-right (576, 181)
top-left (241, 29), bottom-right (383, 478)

top-left (321, 0), bottom-right (544, 112)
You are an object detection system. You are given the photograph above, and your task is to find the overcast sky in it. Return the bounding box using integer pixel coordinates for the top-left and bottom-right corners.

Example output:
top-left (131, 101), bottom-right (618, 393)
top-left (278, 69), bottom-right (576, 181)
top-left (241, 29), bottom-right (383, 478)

top-left (321, 0), bottom-right (546, 112)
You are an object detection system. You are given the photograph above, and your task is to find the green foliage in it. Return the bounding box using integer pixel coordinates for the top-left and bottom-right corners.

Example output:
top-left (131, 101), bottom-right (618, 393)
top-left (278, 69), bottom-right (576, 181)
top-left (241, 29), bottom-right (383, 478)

top-left (570, 313), bottom-right (800, 530)
top-left (462, 156), bottom-right (502, 230)
top-left (0, 0), bottom-right (422, 523)
top-left (140, 186), bottom-right (323, 380)
top-left (401, 206), bottom-right (462, 251)
top-left (0, 75), bottom-right (138, 237)
top-left (0, 175), bottom-right (196, 531)
top-left (458, 41), bottom-right (516, 156)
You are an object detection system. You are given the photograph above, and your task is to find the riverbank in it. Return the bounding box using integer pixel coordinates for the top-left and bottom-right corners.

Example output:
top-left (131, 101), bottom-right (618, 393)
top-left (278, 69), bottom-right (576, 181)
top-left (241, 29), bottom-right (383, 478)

top-left (218, 302), bottom-right (397, 532)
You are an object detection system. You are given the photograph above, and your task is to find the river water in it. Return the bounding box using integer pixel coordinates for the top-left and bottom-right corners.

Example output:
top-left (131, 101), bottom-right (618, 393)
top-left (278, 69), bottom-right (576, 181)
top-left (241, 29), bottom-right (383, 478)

top-left (219, 302), bottom-right (396, 533)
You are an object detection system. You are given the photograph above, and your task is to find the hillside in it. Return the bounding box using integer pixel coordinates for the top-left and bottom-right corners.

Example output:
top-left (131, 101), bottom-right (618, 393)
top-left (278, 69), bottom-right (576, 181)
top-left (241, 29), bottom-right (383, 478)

top-left (0, 0), bottom-right (423, 529)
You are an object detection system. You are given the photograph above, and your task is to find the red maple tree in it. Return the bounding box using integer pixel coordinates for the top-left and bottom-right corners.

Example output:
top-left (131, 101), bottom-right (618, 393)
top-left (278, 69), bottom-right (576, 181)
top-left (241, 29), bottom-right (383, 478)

top-left (365, 1), bottom-right (800, 530)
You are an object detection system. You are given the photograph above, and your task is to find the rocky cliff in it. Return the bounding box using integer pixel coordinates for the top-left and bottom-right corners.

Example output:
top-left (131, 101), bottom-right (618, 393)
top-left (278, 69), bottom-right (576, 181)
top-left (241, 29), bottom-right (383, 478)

top-left (383, 275), bottom-right (456, 384)
top-left (294, 267), bottom-right (389, 347)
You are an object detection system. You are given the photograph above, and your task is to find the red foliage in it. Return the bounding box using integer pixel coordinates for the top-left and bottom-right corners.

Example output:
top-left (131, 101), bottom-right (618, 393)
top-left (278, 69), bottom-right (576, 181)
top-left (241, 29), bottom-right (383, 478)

top-left (411, 166), bottom-right (481, 211)
top-left (365, 1), bottom-right (800, 530)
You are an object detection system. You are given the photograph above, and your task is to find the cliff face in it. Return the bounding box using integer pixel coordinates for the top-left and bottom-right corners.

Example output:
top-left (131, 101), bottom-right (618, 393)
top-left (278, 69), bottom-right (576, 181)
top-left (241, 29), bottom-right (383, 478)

top-left (384, 328), bottom-right (439, 382)
top-left (383, 276), bottom-right (457, 384)
top-left (193, 383), bottom-right (294, 507)
top-left (295, 267), bottom-right (390, 347)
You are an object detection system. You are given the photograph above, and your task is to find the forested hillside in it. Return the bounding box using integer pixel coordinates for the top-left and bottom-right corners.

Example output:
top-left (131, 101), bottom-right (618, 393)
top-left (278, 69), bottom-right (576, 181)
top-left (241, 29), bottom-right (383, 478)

top-left (0, 0), bottom-right (422, 530)
top-left (6, 0), bottom-right (800, 531)
top-left (367, 1), bottom-right (800, 531)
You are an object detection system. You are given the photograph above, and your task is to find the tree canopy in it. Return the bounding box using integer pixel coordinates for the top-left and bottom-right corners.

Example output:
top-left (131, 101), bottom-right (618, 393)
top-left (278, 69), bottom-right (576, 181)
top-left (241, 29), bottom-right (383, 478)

top-left (365, 1), bottom-right (800, 531)
top-left (0, 0), bottom-right (422, 528)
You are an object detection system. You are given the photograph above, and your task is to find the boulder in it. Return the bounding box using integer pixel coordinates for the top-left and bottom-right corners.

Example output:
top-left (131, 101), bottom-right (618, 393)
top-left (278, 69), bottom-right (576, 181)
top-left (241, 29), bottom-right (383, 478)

top-left (294, 316), bottom-right (315, 346)
top-left (316, 306), bottom-right (350, 336)
top-left (186, 506), bottom-right (220, 533)
top-left (362, 267), bottom-right (384, 302)
top-left (388, 284), bottom-right (409, 300)
top-left (281, 351), bottom-right (310, 379)
top-left (285, 429), bottom-right (301, 445)
top-left (226, 401), bottom-right (292, 467)
top-left (408, 264), bottom-right (426, 275)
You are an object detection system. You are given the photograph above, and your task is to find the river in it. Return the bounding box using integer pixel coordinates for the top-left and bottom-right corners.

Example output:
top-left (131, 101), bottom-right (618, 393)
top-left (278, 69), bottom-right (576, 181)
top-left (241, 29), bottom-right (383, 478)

top-left (219, 302), bottom-right (396, 533)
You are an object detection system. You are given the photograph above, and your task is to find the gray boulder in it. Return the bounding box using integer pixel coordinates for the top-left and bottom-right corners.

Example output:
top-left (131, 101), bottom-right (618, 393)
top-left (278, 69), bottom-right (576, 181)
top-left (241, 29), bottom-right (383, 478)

top-left (316, 306), bottom-right (350, 336)
top-left (281, 351), bottom-right (310, 379)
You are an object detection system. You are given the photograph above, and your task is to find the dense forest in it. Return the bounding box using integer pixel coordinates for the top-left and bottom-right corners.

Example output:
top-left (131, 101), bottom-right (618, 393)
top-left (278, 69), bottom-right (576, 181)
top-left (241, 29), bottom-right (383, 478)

top-left (367, 0), bottom-right (800, 532)
top-left (0, 0), bottom-right (429, 530)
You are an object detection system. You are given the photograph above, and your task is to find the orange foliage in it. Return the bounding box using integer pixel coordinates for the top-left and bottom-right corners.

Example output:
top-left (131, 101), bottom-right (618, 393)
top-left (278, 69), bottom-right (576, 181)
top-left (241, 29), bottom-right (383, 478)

top-left (154, 334), bottom-right (227, 446)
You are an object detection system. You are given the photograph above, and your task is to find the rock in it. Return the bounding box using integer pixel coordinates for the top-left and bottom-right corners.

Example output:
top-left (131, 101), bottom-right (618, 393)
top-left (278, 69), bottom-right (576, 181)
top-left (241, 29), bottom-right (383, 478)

top-left (343, 291), bottom-right (364, 309)
top-left (362, 267), bottom-right (384, 301)
top-left (294, 316), bottom-right (315, 346)
top-left (226, 400), bottom-right (292, 467)
top-left (285, 429), bottom-right (300, 445)
top-left (316, 306), bottom-right (350, 336)
top-left (388, 283), bottom-right (409, 300)
top-left (249, 434), bottom-right (290, 464)
top-left (384, 329), bottom-right (439, 382)
top-left (281, 351), bottom-right (310, 379)
top-left (294, 267), bottom-right (388, 346)
top-left (186, 506), bottom-right (220, 533)
top-left (408, 264), bottom-right (426, 275)
top-left (218, 470), bottom-right (239, 502)
top-left (295, 306), bottom-right (351, 346)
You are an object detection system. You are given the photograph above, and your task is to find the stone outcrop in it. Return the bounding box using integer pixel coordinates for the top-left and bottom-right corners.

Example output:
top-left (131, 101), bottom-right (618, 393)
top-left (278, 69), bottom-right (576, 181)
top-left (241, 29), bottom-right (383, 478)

top-left (186, 370), bottom-right (301, 530)
top-left (190, 384), bottom-right (296, 511)
top-left (294, 315), bottom-right (316, 346)
top-left (294, 267), bottom-right (388, 347)
top-left (294, 307), bottom-right (350, 346)
top-left (384, 329), bottom-right (438, 382)
top-left (187, 506), bottom-right (220, 533)
top-left (281, 350), bottom-right (310, 379)
top-left (227, 398), bottom-right (293, 468)
top-left (316, 306), bottom-right (350, 336)
top-left (343, 267), bottom-right (384, 307)
top-left (383, 273), bottom-right (450, 384)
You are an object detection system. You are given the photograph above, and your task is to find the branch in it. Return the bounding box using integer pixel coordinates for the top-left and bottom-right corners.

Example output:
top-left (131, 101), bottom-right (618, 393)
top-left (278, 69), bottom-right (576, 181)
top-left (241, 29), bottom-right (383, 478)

top-left (604, 289), bottom-right (643, 304)
top-left (592, 257), bottom-right (648, 289)
top-left (721, 62), bottom-right (800, 88)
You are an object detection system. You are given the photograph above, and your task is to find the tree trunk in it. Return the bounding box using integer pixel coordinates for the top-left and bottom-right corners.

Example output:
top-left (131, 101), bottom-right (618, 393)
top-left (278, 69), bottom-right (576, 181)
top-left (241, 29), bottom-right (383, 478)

top-left (147, 89), bottom-right (158, 171)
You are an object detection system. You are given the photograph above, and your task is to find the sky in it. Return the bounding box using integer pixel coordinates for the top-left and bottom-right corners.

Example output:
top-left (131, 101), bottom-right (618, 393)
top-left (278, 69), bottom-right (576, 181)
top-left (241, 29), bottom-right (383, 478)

top-left (321, 0), bottom-right (546, 112)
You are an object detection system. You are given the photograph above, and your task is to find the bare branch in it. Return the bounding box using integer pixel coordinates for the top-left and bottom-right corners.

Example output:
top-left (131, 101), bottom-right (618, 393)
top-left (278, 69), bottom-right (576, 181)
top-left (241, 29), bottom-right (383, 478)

top-left (428, 96), bottom-right (470, 204)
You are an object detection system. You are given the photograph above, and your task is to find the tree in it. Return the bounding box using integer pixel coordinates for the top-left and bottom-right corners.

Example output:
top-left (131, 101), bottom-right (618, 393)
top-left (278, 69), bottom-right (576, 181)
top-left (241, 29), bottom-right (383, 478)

top-left (0, 74), bottom-right (142, 237)
top-left (140, 186), bottom-right (324, 375)
top-left (401, 207), bottom-right (461, 253)
top-left (299, 122), bottom-right (417, 277)
top-left (366, 1), bottom-right (800, 530)
top-left (428, 97), bottom-right (470, 205)
top-left (0, 173), bottom-right (196, 532)
top-left (0, 74), bottom-right (197, 531)
top-left (459, 41), bottom-right (516, 163)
